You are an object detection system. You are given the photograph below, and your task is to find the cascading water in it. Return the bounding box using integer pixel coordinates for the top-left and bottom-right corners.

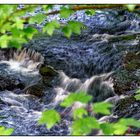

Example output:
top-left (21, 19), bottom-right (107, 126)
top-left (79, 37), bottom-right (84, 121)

top-left (0, 7), bottom-right (140, 135)
top-left (0, 48), bottom-right (115, 135)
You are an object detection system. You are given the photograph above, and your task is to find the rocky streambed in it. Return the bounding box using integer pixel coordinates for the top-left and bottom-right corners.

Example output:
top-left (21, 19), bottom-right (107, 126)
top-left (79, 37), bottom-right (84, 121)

top-left (0, 8), bottom-right (140, 135)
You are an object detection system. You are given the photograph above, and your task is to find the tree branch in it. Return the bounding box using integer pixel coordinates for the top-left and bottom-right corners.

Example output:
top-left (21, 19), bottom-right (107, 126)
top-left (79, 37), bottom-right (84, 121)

top-left (1, 4), bottom-right (140, 36)
top-left (22, 4), bottom-right (140, 22)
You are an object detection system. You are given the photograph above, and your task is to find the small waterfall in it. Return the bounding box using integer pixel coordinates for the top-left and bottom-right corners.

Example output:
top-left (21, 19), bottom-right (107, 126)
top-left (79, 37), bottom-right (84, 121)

top-left (49, 70), bottom-right (115, 121)
top-left (78, 72), bottom-right (114, 102)
top-left (59, 71), bottom-right (82, 92)
top-left (0, 47), bottom-right (116, 135)
top-left (0, 48), bottom-right (44, 87)
top-left (53, 71), bottom-right (115, 104)
top-left (51, 72), bottom-right (82, 107)
top-left (0, 48), bottom-right (44, 73)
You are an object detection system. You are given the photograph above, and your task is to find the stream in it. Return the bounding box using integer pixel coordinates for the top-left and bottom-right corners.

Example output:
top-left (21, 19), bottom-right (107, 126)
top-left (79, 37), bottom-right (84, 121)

top-left (0, 7), bottom-right (140, 135)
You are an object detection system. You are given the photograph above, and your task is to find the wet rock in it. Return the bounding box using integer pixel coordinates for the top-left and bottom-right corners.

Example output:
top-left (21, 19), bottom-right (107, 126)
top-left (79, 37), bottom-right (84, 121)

top-left (40, 65), bottom-right (60, 87)
top-left (25, 9), bottom-right (140, 79)
top-left (18, 65), bottom-right (60, 97)
top-left (24, 83), bottom-right (44, 97)
top-left (123, 51), bottom-right (140, 71)
top-left (112, 96), bottom-right (140, 135)
top-left (99, 115), bottom-right (119, 123)
top-left (39, 65), bottom-right (59, 77)
top-left (84, 72), bottom-right (115, 102)
top-left (105, 95), bottom-right (120, 105)
top-left (113, 70), bottom-right (136, 95)
top-left (0, 75), bottom-right (25, 91)
top-left (113, 95), bottom-right (140, 118)
top-left (113, 51), bottom-right (140, 95)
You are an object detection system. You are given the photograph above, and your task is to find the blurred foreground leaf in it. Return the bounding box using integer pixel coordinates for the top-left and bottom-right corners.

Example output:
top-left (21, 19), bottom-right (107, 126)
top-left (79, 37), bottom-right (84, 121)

top-left (38, 109), bottom-right (61, 129)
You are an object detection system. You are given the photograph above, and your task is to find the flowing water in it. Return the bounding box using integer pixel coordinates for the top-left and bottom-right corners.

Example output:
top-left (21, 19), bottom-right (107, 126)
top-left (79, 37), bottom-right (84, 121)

top-left (0, 7), bottom-right (140, 135)
top-left (0, 48), bottom-right (115, 135)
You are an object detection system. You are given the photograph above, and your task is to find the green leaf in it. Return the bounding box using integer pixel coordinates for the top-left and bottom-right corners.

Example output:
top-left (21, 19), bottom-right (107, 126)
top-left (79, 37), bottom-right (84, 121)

top-left (0, 22), bottom-right (11, 33)
top-left (11, 28), bottom-right (21, 37)
top-left (100, 123), bottom-right (115, 135)
top-left (113, 118), bottom-right (140, 135)
top-left (23, 26), bottom-right (38, 39)
top-left (8, 40), bottom-right (21, 49)
top-left (126, 4), bottom-right (136, 12)
top-left (42, 5), bottom-right (53, 12)
top-left (11, 37), bottom-right (27, 44)
top-left (0, 35), bottom-right (11, 48)
top-left (100, 119), bottom-right (140, 135)
top-left (0, 126), bottom-right (14, 136)
top-left (117, 118), bottom-right (140, 128)
top-left (73, 108), bottom-right (88, 119)
top-left (85, 9), bottom-right (95, 16)
top-left (135, 94), bottom-right (140, 101)
top-left (93, 102), bottom-right (113, 115)
top-left (38, 109), bottom-right (61, 129)
top-left (68, 21), bottom-right (84, 35)
top-left (60, 7), bottom-right (74, 18)
top-left (12, 18), bottom-right (24, 29)
top-left (62, 26), bottom-right (72, 38)
top-left (0, 5), bottom-right (16, 15)
top-left (72, 117), bottom-right (100, 135)
top-left (113, 123), bottom-right (128, 135)
top-left (42, 5), bottom-right (52, 12)
top-left (62, 21), bottom-right (85, 37)
top-left (134, 89), bottom-right (140, 100)
top-left (43, 23), bottom-right (55, 36)
top-left (43, 20), bottom-right (60, 36)
top-left (60, 91), bottom-right (92, 107)
top-left (51, 20), bottom-right (60, 28)
top-left (8, 37), bottom-right (27, 48)
top-left (136, 89), bottom-right (140, 94)
top-left (29, 13), bottom-right (46, 24)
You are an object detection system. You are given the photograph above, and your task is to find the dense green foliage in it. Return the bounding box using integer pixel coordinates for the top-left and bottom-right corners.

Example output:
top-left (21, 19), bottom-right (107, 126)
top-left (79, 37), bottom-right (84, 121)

top-left (38, 92), bottom-right (140, 135)
top-left (0, 4), bottom-right (138, 48)
top-left (0, 5), bottom-right (85, 48)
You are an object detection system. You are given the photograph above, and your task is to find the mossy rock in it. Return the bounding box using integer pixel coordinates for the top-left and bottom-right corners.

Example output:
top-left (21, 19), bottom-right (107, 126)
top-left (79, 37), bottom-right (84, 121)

top-left (123, 52), bottom-right (140, 71)
top-left (23, 66), bottom-right (59, 97)
top-left (113, 51), bottom-right (140, 95)
top-left (39, 65), bottom-right (59, 77)
top-left (25, 83), bottom-right (44, 97)
top-left (113, 95), bottom-right (140, 118)
top-left (113, 69), bottom-right (139, 95)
